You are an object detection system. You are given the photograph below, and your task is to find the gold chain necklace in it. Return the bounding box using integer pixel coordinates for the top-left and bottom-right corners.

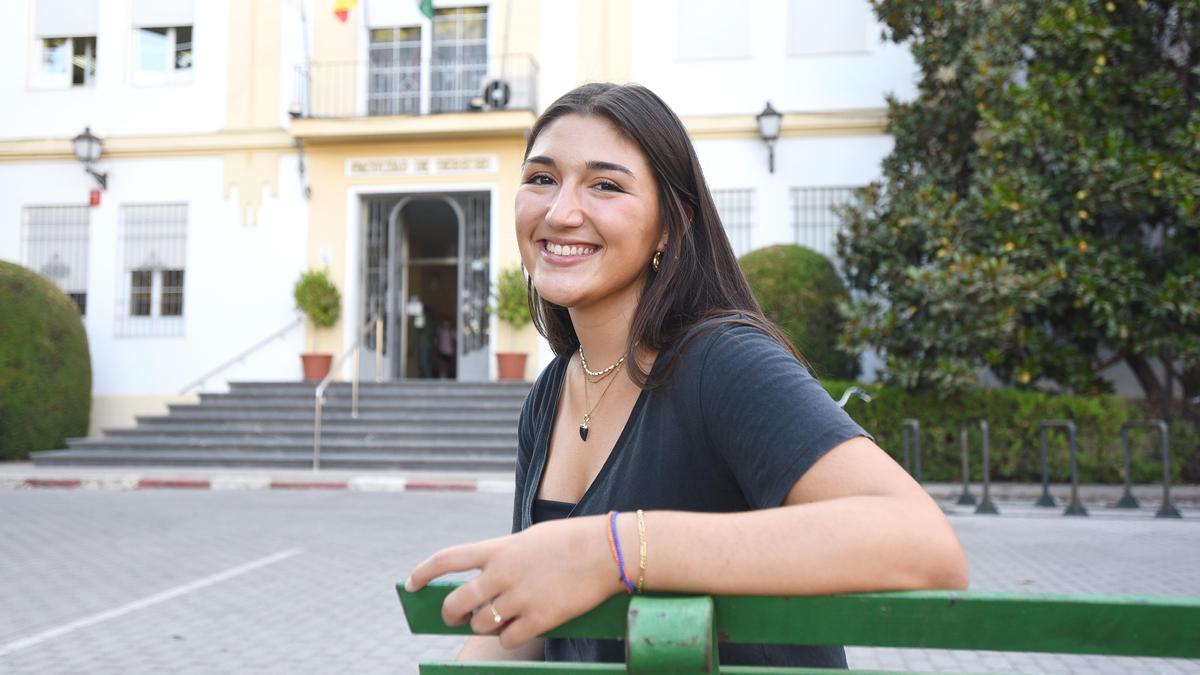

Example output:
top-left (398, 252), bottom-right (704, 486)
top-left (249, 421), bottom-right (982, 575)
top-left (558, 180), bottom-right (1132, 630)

top-left (579, 345), bottom-right (627, 379)
top-left (580, 359), bottom-right (623, 442)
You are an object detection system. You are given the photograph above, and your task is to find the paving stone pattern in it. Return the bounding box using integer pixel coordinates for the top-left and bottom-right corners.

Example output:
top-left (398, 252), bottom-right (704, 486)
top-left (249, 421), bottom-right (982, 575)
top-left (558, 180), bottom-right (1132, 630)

top-left (0, 491), bottom-right (1196, 674)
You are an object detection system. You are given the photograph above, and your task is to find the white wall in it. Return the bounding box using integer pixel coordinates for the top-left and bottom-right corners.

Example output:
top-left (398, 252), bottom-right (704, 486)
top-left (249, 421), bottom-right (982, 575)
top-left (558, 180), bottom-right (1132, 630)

top-left (696, 134), bottom-right (894, 249)
top-left (631, 0), bottom-right (918, 115)
top-left (0, 153), bottom-right (309, 396)
top-left (0, 0), bottom-right (231, 139)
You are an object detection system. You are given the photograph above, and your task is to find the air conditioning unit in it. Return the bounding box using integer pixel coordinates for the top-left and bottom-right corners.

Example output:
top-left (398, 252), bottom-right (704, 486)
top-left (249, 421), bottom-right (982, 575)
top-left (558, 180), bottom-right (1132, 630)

top-left (480, 79), bottom-right (512, 110)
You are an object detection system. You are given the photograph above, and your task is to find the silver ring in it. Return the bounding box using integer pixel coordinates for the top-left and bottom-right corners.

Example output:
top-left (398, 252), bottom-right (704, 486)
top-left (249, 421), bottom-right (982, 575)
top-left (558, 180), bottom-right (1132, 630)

top-left (489, 603), bottom-right (502, 624)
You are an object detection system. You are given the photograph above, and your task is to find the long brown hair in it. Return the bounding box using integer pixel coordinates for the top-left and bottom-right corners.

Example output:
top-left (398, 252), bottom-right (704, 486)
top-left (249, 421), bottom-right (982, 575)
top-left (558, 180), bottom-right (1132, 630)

top-left (523, 83), bottom-right (805, 388)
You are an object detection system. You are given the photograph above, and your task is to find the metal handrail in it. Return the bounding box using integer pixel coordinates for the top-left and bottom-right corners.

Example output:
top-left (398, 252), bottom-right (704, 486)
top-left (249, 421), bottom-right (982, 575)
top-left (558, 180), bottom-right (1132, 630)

top-left (178, 315), bottom-right (305, 395)
top-left (836, 386), bottom-right (872, 408)
top-left (312, 316), bottom-right (384, 471)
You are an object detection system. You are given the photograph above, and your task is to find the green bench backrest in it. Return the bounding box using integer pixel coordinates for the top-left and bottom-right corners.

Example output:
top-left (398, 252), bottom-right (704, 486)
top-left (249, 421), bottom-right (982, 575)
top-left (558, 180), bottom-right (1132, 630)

top-left (398, 580), bottom-right (1200, 674)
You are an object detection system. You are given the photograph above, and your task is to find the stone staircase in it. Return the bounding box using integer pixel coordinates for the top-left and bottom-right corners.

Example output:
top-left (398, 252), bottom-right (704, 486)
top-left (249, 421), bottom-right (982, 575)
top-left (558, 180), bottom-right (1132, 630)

top-left (30, 380), bottom-right (531, 471)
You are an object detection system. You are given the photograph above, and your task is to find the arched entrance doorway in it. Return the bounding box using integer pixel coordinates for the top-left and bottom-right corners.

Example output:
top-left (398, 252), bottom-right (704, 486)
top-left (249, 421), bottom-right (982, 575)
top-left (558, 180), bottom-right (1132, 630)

top-left (361, 191), bottom-right (490, 381)
top-left (392, 198), bottom-right (459, 379)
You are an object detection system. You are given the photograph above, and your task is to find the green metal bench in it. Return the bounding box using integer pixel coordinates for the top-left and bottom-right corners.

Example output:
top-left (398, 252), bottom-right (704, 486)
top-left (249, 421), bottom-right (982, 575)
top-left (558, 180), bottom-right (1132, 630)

top-left (398, 580), bottom-right (1200, 673)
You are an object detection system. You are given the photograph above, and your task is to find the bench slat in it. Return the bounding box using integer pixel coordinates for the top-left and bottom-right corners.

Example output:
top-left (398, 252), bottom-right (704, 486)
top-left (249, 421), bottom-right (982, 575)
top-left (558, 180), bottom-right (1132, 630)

top-left (712, 592), bottom-right (1200, 658)
top-left (398, 581), bottom-right (1200, 659)
top-left (416, 661), bottom-right (985, 675)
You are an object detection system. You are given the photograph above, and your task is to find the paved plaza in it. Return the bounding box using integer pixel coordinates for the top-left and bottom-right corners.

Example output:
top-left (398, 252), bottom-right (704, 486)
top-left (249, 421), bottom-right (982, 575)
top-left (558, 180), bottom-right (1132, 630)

top-left (0, 488), bottom-right (1197, 674)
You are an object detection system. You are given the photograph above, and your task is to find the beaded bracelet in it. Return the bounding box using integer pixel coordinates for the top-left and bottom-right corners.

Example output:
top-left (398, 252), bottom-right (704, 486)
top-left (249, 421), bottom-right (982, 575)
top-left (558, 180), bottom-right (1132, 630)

top-left (635, 509), bottom-right (647, 594)
top-left (607, 510), bottom-right (637, 595)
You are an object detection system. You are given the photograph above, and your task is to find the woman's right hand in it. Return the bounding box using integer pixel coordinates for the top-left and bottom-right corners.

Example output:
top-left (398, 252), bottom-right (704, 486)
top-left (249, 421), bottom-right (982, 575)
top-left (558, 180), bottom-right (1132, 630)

top-left (405, 515), bottom-right (627, 649)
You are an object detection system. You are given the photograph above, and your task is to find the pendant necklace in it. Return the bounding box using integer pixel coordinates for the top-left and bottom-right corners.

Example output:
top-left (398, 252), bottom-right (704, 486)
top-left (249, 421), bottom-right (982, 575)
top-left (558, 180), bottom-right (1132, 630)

top-left (579, 346), bottom-right (625, 442)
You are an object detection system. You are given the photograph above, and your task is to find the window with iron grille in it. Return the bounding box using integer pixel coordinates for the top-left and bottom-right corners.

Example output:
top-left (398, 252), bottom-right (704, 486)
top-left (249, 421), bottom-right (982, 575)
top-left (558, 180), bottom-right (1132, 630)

top-left (712, 189), bottom-right (755, 257)
top-left (790, 186), bottom-right (859, 265)
top-left (116, 204), bottom-right (187, 337)
top-left (431, 7), bottom-right (487, 113)
top-left (368, 26), bottom-right (421, 115)
top-left (22, 205), bottom-right (90, 315)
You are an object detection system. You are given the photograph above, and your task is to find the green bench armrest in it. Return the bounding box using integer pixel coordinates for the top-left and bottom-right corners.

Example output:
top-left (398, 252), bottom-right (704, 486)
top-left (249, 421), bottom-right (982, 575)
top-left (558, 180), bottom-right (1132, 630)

top-left (398, 580), bottom-right (1200, 672)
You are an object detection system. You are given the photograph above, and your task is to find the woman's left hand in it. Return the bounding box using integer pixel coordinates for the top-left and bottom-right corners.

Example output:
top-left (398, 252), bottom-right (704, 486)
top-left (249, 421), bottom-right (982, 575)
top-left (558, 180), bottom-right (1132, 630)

top-left (404, 515), bottom-right (623, 649)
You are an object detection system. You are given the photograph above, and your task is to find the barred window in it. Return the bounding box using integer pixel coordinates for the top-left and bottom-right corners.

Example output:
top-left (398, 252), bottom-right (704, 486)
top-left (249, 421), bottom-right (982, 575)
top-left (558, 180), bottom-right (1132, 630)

top-left (431, 6), bottom-right (487, 113)
top-left (790, 186), bottom-right (859, 265)
top-left (368, 26), bottom-right (422, 115)
top-left (712, 189), bottom-right (755, 257)
top-left (22, 205), bottom-right (90, 315)
top-left (116, 203), bottom-right (187, 337)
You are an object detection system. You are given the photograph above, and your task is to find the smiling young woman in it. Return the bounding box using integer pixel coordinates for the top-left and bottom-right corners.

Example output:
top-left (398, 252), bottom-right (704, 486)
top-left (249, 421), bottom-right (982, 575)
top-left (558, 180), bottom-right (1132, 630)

top-left (404, 83), bottom-right (969, 669)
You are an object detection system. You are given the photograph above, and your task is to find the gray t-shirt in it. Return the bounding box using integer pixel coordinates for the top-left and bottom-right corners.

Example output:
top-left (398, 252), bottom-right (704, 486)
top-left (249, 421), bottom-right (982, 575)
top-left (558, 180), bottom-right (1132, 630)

top-left (512, 318), bottom-right (869, 668)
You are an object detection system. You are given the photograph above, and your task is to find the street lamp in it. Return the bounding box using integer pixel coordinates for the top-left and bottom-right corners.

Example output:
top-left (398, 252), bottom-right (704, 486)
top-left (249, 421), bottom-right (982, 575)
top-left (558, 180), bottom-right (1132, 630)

top-left (72, 126), bottom-right (107, 190)
top-left (755, 102), bottom-right (782, 173)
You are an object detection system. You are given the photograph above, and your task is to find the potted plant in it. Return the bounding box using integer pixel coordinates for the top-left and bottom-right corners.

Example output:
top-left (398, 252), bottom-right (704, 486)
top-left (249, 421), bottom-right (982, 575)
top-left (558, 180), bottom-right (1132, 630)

top-left (293, 269), bottom-right (342, 381)
top-left (491, 265), bottom-right (532, 380)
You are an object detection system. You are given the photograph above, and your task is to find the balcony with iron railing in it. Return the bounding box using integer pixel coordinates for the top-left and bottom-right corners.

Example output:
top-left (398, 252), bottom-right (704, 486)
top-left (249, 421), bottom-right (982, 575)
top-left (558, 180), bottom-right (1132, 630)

top-left (290, 53), bottom-right (538, 120)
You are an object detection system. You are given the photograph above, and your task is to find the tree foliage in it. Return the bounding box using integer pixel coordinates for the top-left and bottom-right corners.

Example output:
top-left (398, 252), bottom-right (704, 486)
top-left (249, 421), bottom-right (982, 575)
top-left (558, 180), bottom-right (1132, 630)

top-left (840, 0), bottom-right (1200, 420)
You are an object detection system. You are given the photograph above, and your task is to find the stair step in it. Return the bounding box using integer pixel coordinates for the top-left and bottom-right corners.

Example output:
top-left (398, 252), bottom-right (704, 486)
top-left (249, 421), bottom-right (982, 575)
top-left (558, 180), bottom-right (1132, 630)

top-left (109, 423), bottom-right (516, 436)
top-left (34, 380), bottom-right (528, 470)
top-left (142, 411), bottom-right (519, 425)
top-left (230, 380), bottom-right (531, 392)
top-left (67, 436), bottom-right (516, 453)
top-left (31, 448), bottom-right (516, 471)
top-left (186, 398), bottom-right (524, 411)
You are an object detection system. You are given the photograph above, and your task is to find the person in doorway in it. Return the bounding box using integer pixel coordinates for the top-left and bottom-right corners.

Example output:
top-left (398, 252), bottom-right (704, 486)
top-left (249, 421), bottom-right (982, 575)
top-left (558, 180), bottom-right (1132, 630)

top-left (418, 307), bottom-right (436, 379)
top-left (404, 83), bottom-right (968, 668)
top-left (436, 318), bottom-right (456, 379)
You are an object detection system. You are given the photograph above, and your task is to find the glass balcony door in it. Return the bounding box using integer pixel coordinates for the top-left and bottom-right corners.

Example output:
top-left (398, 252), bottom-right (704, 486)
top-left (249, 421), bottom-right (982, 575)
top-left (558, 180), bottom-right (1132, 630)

top-left (368, 26), bottom-right (421, 115)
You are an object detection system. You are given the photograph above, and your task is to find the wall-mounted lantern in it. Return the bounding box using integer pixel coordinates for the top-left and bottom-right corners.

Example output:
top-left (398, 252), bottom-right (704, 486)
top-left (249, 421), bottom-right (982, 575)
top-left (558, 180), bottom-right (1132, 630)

top-left (72, 126), bottom-right (108, 190)
top-left (755, 102), bottom-right (782, 173)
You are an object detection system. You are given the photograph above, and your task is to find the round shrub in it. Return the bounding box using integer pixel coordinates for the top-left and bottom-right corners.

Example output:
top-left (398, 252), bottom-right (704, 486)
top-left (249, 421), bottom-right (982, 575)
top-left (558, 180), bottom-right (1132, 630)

top-left (739, 244), bottom-right (858, 379)
top-left (0, 260), bottom-right (91, 460)
top-left (492, 265), bottom-right (531, 330)
top-left (293, 269), bottom-right (341, 328)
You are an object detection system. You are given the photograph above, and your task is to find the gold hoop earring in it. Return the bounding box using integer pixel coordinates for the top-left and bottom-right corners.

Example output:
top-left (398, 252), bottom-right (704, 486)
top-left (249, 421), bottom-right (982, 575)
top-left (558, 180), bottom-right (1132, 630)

top-left (651, 250), bottom-right (663, 273)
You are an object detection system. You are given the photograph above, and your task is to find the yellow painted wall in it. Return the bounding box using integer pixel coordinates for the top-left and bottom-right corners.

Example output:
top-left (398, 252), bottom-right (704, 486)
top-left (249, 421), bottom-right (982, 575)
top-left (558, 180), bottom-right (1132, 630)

top-left (495, 0), bottom-right (540, 60)
top-left (312, 0), bottom-right (359, 64)
top-left (224, 0), bottom-right (285, 226)
top-left (89, 395), bottom-right (201, 437)
top-left (576, 0), bottom-right (633, 83)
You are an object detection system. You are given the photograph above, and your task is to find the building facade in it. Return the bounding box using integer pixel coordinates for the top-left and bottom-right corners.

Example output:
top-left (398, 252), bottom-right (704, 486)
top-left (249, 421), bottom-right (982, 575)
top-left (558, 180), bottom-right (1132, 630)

top-left (0, 0), bottom-right (913, 437)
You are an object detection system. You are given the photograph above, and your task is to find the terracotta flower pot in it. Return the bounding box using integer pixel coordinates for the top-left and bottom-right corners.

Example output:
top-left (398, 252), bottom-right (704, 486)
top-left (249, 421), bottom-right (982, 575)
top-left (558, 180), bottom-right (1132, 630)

top-left (301, 353), bottom-right (333, 381)
top-left (496, 352), bottom-right (528, 381)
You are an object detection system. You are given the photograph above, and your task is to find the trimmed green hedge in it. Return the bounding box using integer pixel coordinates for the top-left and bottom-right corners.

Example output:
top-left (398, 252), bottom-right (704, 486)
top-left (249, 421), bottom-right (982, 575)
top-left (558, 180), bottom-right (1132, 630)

top-left (0, 260), bottom-right (92, 460)
top-left (821, 380), bottom-right (1199, 485)
top-left (740, 245), bottom-right (858, 380)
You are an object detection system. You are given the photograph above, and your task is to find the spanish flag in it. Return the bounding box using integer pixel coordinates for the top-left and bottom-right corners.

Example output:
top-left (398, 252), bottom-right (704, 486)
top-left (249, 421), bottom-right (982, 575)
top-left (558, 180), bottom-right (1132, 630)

top-left (334, 0), bottom-right (357, 23)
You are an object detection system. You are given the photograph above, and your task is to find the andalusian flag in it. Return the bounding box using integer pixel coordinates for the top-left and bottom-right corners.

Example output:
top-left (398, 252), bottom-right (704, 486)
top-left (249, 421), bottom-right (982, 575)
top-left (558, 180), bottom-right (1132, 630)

top-left (334, 0), bottom-right (357, 23)
top-left (418, 0), bottom-right (434, 20)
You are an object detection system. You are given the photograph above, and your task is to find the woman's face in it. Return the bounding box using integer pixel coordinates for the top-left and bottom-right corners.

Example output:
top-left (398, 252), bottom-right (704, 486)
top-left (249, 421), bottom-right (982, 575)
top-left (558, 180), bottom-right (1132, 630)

top-left (515, 114), bottom-right (666, 313)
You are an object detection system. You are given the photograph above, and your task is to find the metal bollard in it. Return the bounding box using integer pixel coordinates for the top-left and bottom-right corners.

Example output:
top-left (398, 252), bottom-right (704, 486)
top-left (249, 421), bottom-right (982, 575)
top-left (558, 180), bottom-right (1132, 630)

top-left (1115, 423), bottom-right (1142, 509)
top-left (975, 420), bottom-right (999, 515)
top-left (1120, 420), bottom-right (1182, 519)
top-left (900, 419), bottom-right (922, 483)
top-left (957, 427), bottom-right (977, 506)
top-left (1037, 420), bottom-right (1087, 516)
top-left (1035, 425), bottom-right (1057, 507)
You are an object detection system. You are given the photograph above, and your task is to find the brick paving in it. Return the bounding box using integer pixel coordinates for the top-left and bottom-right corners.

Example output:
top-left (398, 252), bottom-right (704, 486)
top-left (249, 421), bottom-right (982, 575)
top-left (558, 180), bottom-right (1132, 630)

top-left (0, 489), bottom-right (1196, 673)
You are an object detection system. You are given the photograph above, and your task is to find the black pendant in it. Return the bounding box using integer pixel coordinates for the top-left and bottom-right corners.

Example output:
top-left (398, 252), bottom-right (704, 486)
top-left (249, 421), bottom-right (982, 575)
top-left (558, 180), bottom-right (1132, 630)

top-left (579, 424), bottom-right (589, 441)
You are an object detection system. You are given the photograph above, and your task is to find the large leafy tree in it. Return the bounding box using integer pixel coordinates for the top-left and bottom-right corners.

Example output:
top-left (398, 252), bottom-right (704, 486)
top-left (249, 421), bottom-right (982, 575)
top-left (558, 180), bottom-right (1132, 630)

top-left (839, 0), bottom-right (1200, 422)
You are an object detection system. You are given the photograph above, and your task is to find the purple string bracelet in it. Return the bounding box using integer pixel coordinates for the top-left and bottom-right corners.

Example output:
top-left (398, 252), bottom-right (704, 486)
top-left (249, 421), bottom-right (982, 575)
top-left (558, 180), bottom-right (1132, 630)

top-left (609, 510), bottom-right (637, 595)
